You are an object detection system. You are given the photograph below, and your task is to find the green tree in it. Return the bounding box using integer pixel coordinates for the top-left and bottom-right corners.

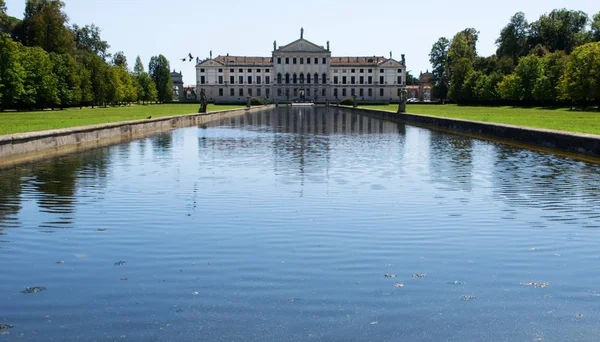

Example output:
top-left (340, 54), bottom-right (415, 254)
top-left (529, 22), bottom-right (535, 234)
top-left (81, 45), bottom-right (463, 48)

top-left (592, 12), bottom-right (600, 42)
top-left (447, 29), bottom-right (478, 103)
top-left (77, 50), bottom-right (108, 107)
top-left (429, 37), bottom-right (450, 100)
top-left (496, 12), bottom-right (530, 63)
top-left (19, 45), bottom-right (58, 109)
top-left (529, 9), bottom-right (589, 53)
top-left (77, 62), bottom-right (92, 107)
top-left (513, 54), bottom-right (542, 104)
top-left (136, 72), bottom-right (157, 104)
top-left (497, 74), bottom-right (521, 102)
top-left (104, 65), bottom-right (123, 105)
top-left (148, 54), bottom-right (173, 103)
top-left (560, 42), bottom-right (600, 109)
top-left (0, 0), bottom-right (8, 33)
top-left (133, 56), bottom-right (144, 76)
top-left (112, 51), bottom-right (127, 69)
top-left (71, 23), bottom-right (110, 60)
top-left (533, 51), bottom-right (567, 106)
top-left (20, 0), bottom-right (74, 54)
top-left (0, 33), bottom-right (25, 110)
top-left (49, 52), bottom-right (80, 108)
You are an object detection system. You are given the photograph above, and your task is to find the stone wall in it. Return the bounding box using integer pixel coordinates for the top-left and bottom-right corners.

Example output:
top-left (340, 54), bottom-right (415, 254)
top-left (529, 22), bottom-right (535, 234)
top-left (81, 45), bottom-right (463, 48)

top-left (0, 106), bottom-right (270, 169)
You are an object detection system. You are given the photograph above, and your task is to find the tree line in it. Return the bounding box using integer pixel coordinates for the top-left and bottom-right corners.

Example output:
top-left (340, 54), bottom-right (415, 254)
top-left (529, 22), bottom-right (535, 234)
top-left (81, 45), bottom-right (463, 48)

top-left (0, 0), bottom-right (174, 111)
top-left (429, 9), bottom-right (600, 109)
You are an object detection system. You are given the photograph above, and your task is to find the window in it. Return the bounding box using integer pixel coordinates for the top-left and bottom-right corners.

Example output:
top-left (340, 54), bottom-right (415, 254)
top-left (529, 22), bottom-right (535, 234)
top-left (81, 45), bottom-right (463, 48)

top-left (359, 88), bottom-right (364, 97)
top-left (219, 88), bottom-right (224, 96)
top-left (265, 76), bottom-right (270, 84)
top-left (307, 58), bottom-right (311, 64)
top-left (239, 76), bottom-right (244, 84)
top-left (307, 89), bottom-right (311, 96)
top-left (379, 76), bottom-right (384, 84)
top-left (230, 69), bottom-right (234, 73)
top-left (314, 73), bottom-right (319, 84)
top-left (257, 69), bottom-right (261, 72)
top-left (239, 69), bottom-right (243, 72)
top-left (230, 76), bottom-right (235, 84)
top-left (380, 88), bottom-right (384, 97)
top-left (218, 76), bottom-right (223, 84)
top-left (342, 76), bottom-right (347, 84)
top-left (257, 76), bottom-right (261, 84)
top-left (218, 69), bottom-right (223, 73)
top-left (351, 69), bottom-right (355, 73)
top-left (342, 89), bottom-right (346, 97)
top-left (322, 57), bottom-right (326, 64)
top-left (368, 88), bottom-right (372, 97)
top-left (398, 69), bottom-right (402, 73)
top-left (322, 88), bottom-right (325, 96)
top-left (351, 89), bottom-right (355, 96)
top-left (314, 57), bottom-right (318, 64)
top-left (285, 73), bottom-right (290, 84)
top-left (277, 73), bottom-right (282, 84)
top-left (380, 69), bottom-right (384, 73)
top-left (200, 76), bottom-right (205, 84)
top-left (293, 57), bottom-right (297, 64)
top-left (342, 69), bottom-right (346, 73)
top-left (307, 73), bottom-right (311, 84)
top-left (248, 88), bottom-right (252, 96)
top-left (334, 76), bottom-right (338, 84)
top-left (333, 69), bottom-right (338, 73)
top-left (239, 88), bottom-right (244, 96)
top-left (359, 76), bottom-right (364, 84)
top-left (368, 76), bottom-right (373, 84)
top-left (200, 68), bottom-right (205, 72)
top-left (368, 69), bottom-right (373, 73)
top-left (265, 69), bottom-right (270, 73)
top-left (300, 58), bottom-right (303, 64)
top-left (334, 88), bottom-right (338, 97)
top-left (293, 73), bottom-right (297, 84)
top-left (247, 75), bottom-right (252, 84)
top-left (248, 69), bottom-right (252, 72)
top-left (299, 73), bottom-right (304, 84)
top-left (285, 57), bottom-right (289, 64)
top-left (278, 57), bottom-right (281, 64)
top-left (351, 76), bottom-right (355, 84)
top-left (230, 88), bottom-right (234, 96)
top-left (277, 88), bottom-right (282, 96)
top-left (257, 88), bottom-right (261, 97)
top-left (293, 89), bottom-right (297, 97)
top-left (397, 76), bottom-right (402, 84)
top-left (266, 89), bottom-right (270, 98)
top-left (360, 69), bottom-right (364, 73)
top-left (323, 74), bottom-right (327, 84)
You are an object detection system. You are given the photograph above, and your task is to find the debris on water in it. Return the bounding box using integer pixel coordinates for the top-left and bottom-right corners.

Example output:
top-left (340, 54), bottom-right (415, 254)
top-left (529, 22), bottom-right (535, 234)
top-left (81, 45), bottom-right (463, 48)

top-left (193, 292), bottom-right (199, 295)
top-left (394, 283), bottom-right (404, 288)
top-left (577, 313), bottom-right (584, 318)
top-left (95, 228), bottom-right (107, 232)
top-left (120, 278), bottom-right (128, 281)
top-left (0, 332), bottom-right (8, 335)
top-left (529, 248), bottom-right (538, 251)
top-left (383, 274), bottom-right (396, 278)
top-left (21, 287), bottom-right (46, 294)
top-left (384, 264), bottom-right (392, 267)
top-left (554, 253), bottom-right (561, 257)
top-left (412, 274), bottom-right (426, 278)
top-left (447, 281), bottom-right (465, 285)
top-left (114, 261), bottom-right (127, 266)
top-left (0, 324), bottom-right (13, 330)
top-left (370, 321), bottom-right (378, 325)
top-left (522, 282), bottom-right (549, 288)
top-left (56, 260), bottom-right (64, 264)
top-left (461, 295), bottom-right (476, 301)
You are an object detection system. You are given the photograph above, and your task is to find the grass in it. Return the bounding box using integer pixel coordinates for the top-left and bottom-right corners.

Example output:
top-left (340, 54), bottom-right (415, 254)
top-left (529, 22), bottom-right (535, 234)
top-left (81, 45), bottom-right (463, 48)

top-left (358, 104), bottom-right (600, 135)
top-left (0, 104), bottom-right (245, 135)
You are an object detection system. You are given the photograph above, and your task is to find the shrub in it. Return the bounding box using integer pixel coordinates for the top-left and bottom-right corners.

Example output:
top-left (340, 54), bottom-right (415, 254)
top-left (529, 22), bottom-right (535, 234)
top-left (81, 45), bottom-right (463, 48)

top-left (340, 97), bottom-right (356, 106)
top-left (250, 97), bottom-right (265, 106)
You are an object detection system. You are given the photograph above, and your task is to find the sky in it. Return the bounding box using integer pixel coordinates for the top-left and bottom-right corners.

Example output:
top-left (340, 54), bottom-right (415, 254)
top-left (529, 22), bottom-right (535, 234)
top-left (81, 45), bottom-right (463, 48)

top-left (5, 0), bottom-right (598, 86)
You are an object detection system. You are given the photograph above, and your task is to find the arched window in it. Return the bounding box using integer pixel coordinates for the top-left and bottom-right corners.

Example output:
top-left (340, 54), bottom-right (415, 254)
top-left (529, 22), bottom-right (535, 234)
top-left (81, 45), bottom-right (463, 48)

top-left (322, 73), bottom-right (327, 84)
top-left (285, 73), bottom-right (290, 84)
top-left (314, 73), bottom-right (319, 84)
top-left (277, 73), bottom-right (282, 84)
top-left (293, 73), bottom-right (297, 84)
top-left (307, 73), bottom-right (312, 84)
top-left (299, 73), bottom-right (304, 84)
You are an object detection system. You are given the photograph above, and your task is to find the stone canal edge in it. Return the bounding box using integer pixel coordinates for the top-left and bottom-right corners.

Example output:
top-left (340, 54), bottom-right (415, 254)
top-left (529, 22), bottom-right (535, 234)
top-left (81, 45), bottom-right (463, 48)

top-left (0, 106), bottom-right (272, 169)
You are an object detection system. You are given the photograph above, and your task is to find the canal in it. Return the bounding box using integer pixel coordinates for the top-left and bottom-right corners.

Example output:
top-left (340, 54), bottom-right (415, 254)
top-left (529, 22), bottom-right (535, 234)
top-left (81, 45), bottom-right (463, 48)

top-left (1, 107), bottom-right (600, 341)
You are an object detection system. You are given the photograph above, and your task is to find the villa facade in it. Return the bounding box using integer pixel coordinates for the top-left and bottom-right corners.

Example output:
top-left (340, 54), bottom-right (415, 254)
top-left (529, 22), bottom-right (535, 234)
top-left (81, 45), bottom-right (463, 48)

top-left (195, 30), bottom-right (406, 103)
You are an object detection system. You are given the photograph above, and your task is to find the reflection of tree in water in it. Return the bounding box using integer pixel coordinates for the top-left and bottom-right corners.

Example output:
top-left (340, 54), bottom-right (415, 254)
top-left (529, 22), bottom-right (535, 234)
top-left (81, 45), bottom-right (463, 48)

top-left (492, 146), bottom-right (600, 227)
top-left (427, 132), bottom-right (474, 192)
top-left (0, 168), bottom-right (25, 239)
top-left (151, 132), bottom-right (173, 155)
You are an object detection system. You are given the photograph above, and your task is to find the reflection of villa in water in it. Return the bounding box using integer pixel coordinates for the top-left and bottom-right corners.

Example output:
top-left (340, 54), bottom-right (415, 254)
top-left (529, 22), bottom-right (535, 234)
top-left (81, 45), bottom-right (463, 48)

top-left (192, 29), bottom-right (407, 103)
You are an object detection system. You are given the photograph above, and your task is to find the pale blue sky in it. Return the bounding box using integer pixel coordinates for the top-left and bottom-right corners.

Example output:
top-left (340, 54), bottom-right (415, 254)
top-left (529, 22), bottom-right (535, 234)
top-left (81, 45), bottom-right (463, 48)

top-left (5, 0), bottom-right (598, 85)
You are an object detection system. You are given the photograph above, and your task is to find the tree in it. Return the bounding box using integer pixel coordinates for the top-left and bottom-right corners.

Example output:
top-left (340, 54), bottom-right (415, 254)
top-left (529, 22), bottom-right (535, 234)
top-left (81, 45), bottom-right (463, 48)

top-left (447, 29), bottom-right (478, 103)
top-left (405, 71), bottom-right (418, 85)
top-left (533, 51), bottom-right (567, 106)
top-left (49, 52), bottom-right (80, 108)
top-left (497, 74), bottom-right (521, 103)
top-left (0, 33), bottom-right (25, 110)
top-left (77, 62), bottom-right (92, 107)
top-left (560, 42), bottom-right (600, 109)
top-left (133, 56), bottom-right (144, 76)
top-left (19, 45), bottom-right (59, 109)
top-left (529, 9), bottom-right (589, 53)
top-left (429, 37), bottom-right (450, 100)
top-left (136, 72), bottom-right (157, 104)
top-left (592, 12), bottom-right (600, 42)
top-left (71, 23), bottom-right (110, 60)
top-left (77, 50), bottom-right (108, 107)
top-left (0, 0), bottom-right (8, 33)
top-left (20, 0), bottom-right (74, 54)
top-left (496, 12), bottom-right (530, 63)
top-left (112, 51), bottom-right (127, 69)
top-left (148, 55), bottom-right (173, 103)
top-left (513, 54), bottom-right (541, 104)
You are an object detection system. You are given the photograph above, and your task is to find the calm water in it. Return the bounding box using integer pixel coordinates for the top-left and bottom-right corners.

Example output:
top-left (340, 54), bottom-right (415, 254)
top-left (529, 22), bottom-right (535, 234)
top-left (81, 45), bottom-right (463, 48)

top-left (1, 107), bottom-right (600, 341)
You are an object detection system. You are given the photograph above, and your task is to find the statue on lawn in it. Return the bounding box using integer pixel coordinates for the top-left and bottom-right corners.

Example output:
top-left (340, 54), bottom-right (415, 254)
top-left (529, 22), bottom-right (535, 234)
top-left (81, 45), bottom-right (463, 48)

top-left (198, 89), bottom-right (208, 113)
top-left (397, 87), bottom-right (407, 113)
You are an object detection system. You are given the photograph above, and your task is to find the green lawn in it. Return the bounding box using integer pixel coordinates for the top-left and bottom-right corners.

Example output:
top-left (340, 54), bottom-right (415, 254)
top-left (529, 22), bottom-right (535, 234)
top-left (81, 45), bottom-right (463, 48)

top-left (359, 104), bottom-right (600, 135)
top-left (0, 104), bottom-right (245, 135)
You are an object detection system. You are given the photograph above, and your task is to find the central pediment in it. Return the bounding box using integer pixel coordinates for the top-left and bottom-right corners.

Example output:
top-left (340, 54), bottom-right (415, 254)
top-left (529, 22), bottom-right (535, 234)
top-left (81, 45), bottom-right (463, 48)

top-left (276, 38), bottom-right (328, 53)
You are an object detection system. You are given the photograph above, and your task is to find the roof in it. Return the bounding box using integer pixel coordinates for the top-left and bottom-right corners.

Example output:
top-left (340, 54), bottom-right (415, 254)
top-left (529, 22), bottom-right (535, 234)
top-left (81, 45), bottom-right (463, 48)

top-left (330, 57), bottom-right (388, 65)
top-left (214, 56), bottom-right (273, 65)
